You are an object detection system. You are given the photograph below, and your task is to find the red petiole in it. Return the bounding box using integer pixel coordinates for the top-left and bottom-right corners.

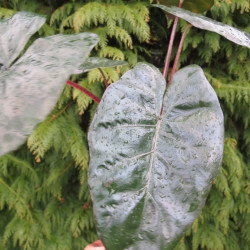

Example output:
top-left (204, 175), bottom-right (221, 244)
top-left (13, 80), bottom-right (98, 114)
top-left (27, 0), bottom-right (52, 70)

top-left (168, 24), bottom-right (192, 86)
top-left (98, 68), bottom-right (109, 88)
top-left (163, 0), bottom-right (183, 80)
top-left (68, 0), bottom-right (189, 107)
top-left (66, 80), bottom-right (100, 104)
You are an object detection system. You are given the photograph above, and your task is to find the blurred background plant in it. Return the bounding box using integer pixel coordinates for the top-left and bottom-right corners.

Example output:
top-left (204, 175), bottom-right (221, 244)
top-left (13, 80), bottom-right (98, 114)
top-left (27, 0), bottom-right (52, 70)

top-left (0, 0), bottom-right (249, 249)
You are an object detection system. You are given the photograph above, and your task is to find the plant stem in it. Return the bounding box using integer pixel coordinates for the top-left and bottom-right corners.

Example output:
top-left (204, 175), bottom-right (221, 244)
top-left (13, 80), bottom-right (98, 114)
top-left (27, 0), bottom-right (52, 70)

top-left (98, 68), bottom-right (109, 88)
top-left (66, 80), bottom-right (100, 104)
top-left (163, 0), bottom-right (183, 80)
top-left (51, 101), bottom-right (73, 120)
top-left (3, 0), bottom-right (7, 8)
top-left (168, 24), bottom-right (192, 86)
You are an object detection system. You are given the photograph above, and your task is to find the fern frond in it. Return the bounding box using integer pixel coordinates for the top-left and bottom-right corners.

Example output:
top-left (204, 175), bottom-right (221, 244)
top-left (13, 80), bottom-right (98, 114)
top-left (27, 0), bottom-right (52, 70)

top-left (192, 224), bottom-right (226, 250)
top-left (214, 167), bottom-right (231, 200)
top-left (98, 46), bottom-right (125, 60)
top-left (107, 26), bottom-right (133, 48)
top-left (205, 32), bottom-right (220, 53)
top-left (73, 2), bottom-right (106, 31)
top-left (0, 7), bottom-right (16, 19)
top-left (50, 3), bottom-right (79, 27)
top-left (0, 154), bottom-right (39, 185)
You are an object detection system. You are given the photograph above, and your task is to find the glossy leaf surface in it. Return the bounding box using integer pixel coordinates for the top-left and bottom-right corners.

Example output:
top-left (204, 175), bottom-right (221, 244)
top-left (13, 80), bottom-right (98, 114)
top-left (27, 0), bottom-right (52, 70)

top-left (76, 57), bottom-right (127, 74)
top-left (88, 63), bottom-right (224, 249)
top-left (158, 0), bottom-right (214, 13)
top-left (0, 31), bottom-right (99, 156)
top-left (0, 12), bottom-right (45, 68)
top-left (153, 5), bottom-right (250, 48)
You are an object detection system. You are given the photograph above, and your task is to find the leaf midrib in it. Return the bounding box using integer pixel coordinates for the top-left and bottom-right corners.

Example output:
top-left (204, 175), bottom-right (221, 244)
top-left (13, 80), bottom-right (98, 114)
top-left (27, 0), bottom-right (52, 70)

top-left (145, 116), bottom-right (163, 198)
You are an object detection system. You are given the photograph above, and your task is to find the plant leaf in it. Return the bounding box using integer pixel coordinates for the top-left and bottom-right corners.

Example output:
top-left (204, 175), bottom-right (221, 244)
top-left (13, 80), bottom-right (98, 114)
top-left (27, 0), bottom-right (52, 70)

top-left (158, 0), bottom-right (214, 13)
top-left (153, 5), bottom-right (250, 48)
top-left (75, 57), bottom-right (128, 74)
top-left (0, 12), bottom-right (46, 68)
top-left (88, 63), bottom-right (224, 250)
top-left (0, 32), bottom-right (99, 156)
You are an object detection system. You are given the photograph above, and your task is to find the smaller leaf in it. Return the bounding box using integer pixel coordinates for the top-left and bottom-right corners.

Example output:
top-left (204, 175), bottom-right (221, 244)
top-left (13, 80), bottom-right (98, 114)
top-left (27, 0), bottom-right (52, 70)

top-left (153, 5), bottom-right (250, 48)
top-left (0, 12), bottom-right (46, 68)
top-left (0, 32), bottom-right (99, 156)
top-left (158, 0), bottom-right (214, 13)
top-left (75, 57), bottom-right (128, 74)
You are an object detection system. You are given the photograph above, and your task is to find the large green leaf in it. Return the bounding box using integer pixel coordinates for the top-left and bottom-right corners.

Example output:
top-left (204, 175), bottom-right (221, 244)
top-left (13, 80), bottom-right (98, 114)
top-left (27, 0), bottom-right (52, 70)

top-left (158, 0), bottom-right (214, 13)
top-left (88, 63), bottom-right (224, 250)
top-left (0, 14), bottom-right (99, 156)
top-left (75, 57), bottom-right (128, 74)
top-left (153, 5), bottom-right (250, 48)
top-left (0, 12), bottom-right (45, 68)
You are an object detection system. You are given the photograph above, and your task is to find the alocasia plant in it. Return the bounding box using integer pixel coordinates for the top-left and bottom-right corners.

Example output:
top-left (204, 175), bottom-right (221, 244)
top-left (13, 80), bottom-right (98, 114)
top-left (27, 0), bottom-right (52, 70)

top-left (77, 57), bottom-right (128, 74)
top-left (88, 63), bottom-right (224, 249)
top-left (153, 5), bottom-right (250, 48)
top-left (0, 12), bottom-right (127, 157)
top-left (0, 11), bottom-right (128, 157)
top-left (0, 11), bottom-right (102, 156)
top-left (86, 1), bottom-right (249, 250)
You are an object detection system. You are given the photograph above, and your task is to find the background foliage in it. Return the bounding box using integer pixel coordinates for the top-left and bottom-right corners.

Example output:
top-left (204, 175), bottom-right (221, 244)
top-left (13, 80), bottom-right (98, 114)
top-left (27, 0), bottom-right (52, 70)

top-left (0, 0), bottom-right (249, 249)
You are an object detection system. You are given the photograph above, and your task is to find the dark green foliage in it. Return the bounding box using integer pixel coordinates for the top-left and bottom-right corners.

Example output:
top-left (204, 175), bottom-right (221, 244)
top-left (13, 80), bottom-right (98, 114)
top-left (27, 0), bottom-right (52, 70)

top-left (149, 0), bottom-right (250, 249)
top-left (0, 0), bottom-right (249, 249)
top-left (88, 64), bottom-right (224, 249)
top-left (0, 105), bottom-right (97, 249)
